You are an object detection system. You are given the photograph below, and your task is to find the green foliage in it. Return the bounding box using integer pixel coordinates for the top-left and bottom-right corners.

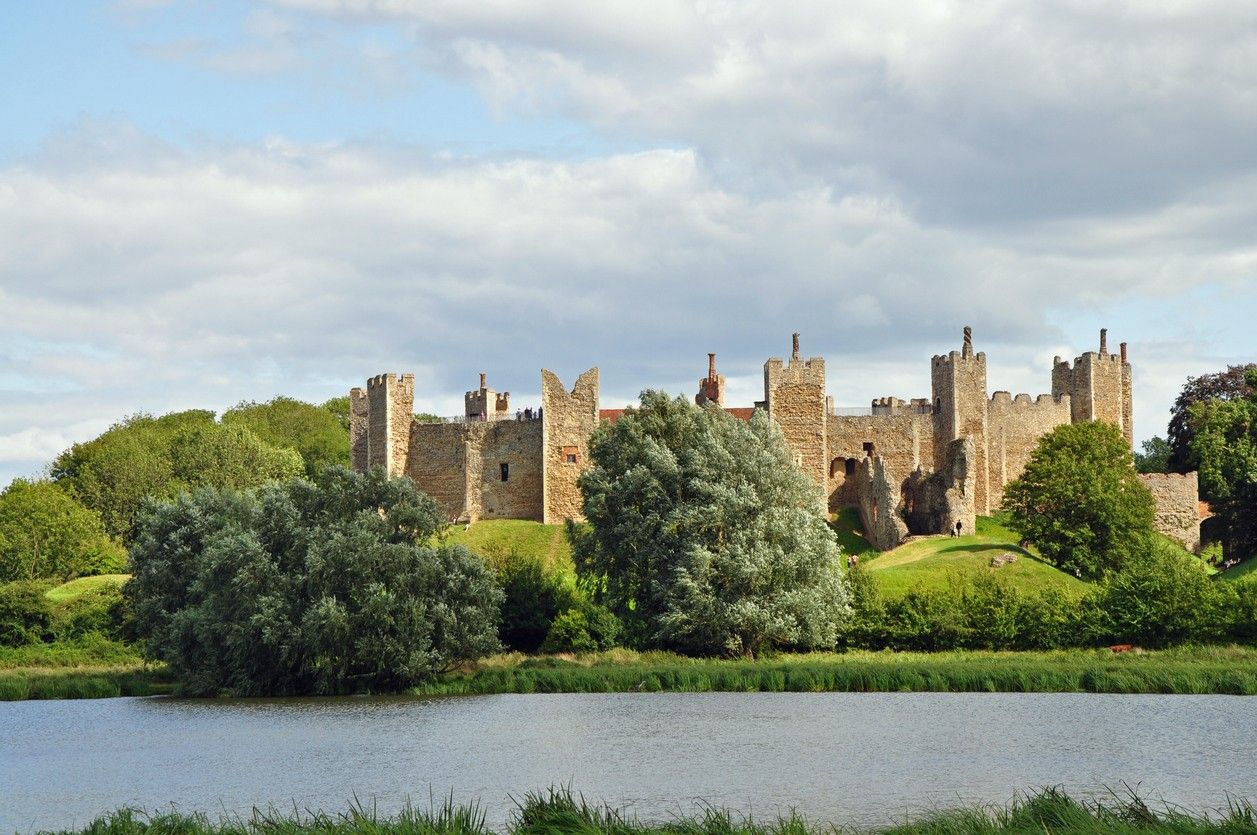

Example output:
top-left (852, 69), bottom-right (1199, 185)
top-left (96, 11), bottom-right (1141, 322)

top-left (222, 396), bottom-right (351, 476)
top-left (1003, 422), bottom-right (1155, 580)
top-left (1134, 435), bottom-right (1172, 473)
top-left (52, 411), bottom-right (304, 542)
top-left (496, 554), bottom-right (576, 653)
top-left (126, 467), bottom-right (502, 696)
top-left (1097, 542), bottom-right (1236, 647)
top-left (0, 479), bottom-right (125, 582)
top-left (539, 609), bottom-right (598, 654)
top-left (1190, 368), bottom-right (1257, 559)
top-left (320, 395), bottom-right (352, 432)
top-left (1168, 362), bottom-right (1257, 473)
top-left (573, 391), bottom-right (850, 658)
top-left (0, 581), bottom-right (53, 647)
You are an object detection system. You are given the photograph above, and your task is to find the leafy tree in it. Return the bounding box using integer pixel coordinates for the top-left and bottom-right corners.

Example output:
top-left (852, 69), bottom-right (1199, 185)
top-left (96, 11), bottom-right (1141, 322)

top-left (222, 396), bottom-right (350, 475)
top-left (1003, 421), bottom-right (1155, 580)
top-left (1190, 368), bottom-right (1257, 558)
top-left (126, 467), bottom-right (502, 696)
top-left (571, 391), bottom-right (849, 658)
top-left (1167, 363), bottom-right (1256, 474)
top-left (1134, 436), bottom-right (1171, 474)
top-left (321, 396), bottom-right (351, 432)
top-left (0, 581), bottom-right (53, 647)
top-left (497, 553), bottom-right (576, 653)
top-left (0, 480), bottom-right (126, 582)
top-left (52, 411), bottom-right (302, 542)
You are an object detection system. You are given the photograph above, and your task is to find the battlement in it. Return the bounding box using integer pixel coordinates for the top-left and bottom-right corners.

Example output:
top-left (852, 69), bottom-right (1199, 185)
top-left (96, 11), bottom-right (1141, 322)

top-left (988, 391), bottom-right (1070, 410)
top-left (1051, 329), bottom-right (1132, 444)
top-left (465, 371), bottom-right (512, 421)
top-left (871, 396), bottom-right (933, 415)
top-left (361, 371), bottom-right (415, 476)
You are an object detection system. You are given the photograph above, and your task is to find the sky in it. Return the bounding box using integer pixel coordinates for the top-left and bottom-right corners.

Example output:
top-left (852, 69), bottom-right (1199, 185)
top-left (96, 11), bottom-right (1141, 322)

top-left (2, 0), bottom-right (1256, 485)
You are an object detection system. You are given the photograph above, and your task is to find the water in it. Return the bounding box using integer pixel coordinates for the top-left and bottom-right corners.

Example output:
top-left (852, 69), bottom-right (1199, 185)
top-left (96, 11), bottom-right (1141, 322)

top-left (2, 692), bottom-right (1254, 832)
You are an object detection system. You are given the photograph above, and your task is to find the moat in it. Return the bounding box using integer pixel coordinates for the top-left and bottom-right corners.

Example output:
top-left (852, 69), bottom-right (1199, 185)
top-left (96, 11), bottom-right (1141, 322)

top-left (2, 692), bottom-right (1253, 832)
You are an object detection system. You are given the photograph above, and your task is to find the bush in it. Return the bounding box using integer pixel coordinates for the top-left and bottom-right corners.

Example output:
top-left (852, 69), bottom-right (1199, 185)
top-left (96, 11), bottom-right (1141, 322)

top-left (127, 467), bottom-right (502, 696)
top-left (0, 480), bottom-right (125, 582)
top-left (540, 609), bottom-right (598, 654)
top-left (497, 554), bottom-right (576, 653)
top-left (50, 584), bottom-right (128, 642)
top-left (0, 581), bottom-right (53, 647)
top-left (1096, 542), bottom-right (1233, 646)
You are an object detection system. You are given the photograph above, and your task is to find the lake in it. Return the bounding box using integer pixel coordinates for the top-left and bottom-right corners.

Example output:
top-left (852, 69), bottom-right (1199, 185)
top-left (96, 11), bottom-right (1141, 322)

top-left (2, 692), bottom-right (1254, 832)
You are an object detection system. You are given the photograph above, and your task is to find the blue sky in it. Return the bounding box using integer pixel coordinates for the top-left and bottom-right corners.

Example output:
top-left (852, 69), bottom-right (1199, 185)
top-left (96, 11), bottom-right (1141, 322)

top-left (2, 0), bottom-right (1256, 485)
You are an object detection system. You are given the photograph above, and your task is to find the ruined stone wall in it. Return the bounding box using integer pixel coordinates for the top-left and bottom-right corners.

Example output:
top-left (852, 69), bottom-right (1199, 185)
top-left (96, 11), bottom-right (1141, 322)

top-left (349, 387), bottom-right (368, 471)
top-left (542, 367), bottom-right (599, 523)
top-left (986, 392), bottom-right (1071, 510)
top-left (365, 373), bottom-right (414, 476)
top-left (764, 353), bottom-right (827, 506)
top-left (1139, 472), bottom-right (1202, 553)
top-left (901, 437), bottom-right (976, 537)
top-left (826, 413), bottom-right (933, 510)
top-left (931, 345), bottom-right (990, 515)
top-left (854, 455), bottom-right (909, 551)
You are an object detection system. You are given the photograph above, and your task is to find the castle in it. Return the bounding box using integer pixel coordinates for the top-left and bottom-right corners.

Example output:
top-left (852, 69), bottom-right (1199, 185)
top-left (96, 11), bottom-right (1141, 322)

top-left (350, 327), bottom-right (1202, 551)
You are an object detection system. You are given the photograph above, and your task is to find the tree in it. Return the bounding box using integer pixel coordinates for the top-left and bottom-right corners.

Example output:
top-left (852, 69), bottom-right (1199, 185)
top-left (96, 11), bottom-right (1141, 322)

top-left (1134, 436), bottom-right (1171, 474)
top-left (222, 396), bottom-right (350, 475)
top-left (571, 391), bottom-right (849, 658)
top-left (126, 467), bottom-right (502, 696)
top-left (0, 479), bottom-right (126, 582)
top-left (1167, 363), bottom-right (1257, 474)
top-left (1003, 421), bottom-right (1155, 580)
top-left (52, 411), bottom-right (303, 542)
top-left (1190, 368), bottom-right (1257, 559)
top-left (321, 396), bottom-right (351, 432)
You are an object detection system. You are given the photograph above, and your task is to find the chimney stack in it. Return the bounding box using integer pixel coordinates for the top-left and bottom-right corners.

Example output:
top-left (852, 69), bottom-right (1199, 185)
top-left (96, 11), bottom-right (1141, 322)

top-left (479, 372), bottom-right (487, 389)
top-left (792, 332), bottom-right (800, 359)
top-left (1100, 328), bottom-right (1108, 355)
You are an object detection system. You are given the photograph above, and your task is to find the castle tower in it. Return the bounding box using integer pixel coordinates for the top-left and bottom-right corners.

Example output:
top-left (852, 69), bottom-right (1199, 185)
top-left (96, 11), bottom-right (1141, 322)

top-left (541, 367), bottom-right (599, 523)
top-left (931, 326), bottom-right (990, 515)
top-left (349, 387), bottom-right (369, 471)
top-left (696, 353), bottom-right (726, 407)
top-left (763, 332), bottom-right (828, 505)
top-left (464, 371), bottom-right (511, 421)
top-left (362, 372), bottom-right (415, 477)
top-left (1051, 328), bottom-right (1133, 445)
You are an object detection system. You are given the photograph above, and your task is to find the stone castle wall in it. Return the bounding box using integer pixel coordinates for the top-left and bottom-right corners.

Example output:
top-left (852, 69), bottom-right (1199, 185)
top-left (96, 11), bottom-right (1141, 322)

top-left (986, 392), bottom-right (1072, 510)
top-left (366, 373), bottom-right (414, 476)
top-left (405, 419), bottom-right (544, 523)
top-left (764, 344), bottom-right (828, 506)
top-left (1139, 472), bottom-right (1202, 553)
top-left (826, 412), bottom-right (933, 510)
top-left (541, 368), bottom-right (599, 524)
top-left (931, 348), bottom-right (990, 515)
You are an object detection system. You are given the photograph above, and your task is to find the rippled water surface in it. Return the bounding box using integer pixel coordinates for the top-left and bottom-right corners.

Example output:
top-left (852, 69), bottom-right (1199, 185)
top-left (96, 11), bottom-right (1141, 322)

top-left (2, 692), bottom-right (1255, 832)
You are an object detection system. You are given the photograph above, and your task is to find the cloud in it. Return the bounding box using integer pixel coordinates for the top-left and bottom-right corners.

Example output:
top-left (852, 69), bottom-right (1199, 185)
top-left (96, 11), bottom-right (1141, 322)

top-left (2, 118), bottom-right (1255, 485)
top-left (260, 0), bottom-right (1257, 227)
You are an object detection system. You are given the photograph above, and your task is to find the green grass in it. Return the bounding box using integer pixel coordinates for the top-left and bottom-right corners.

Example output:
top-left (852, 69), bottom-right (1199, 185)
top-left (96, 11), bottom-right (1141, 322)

top-left (49, 786), bottom-right (1257, 834)
top-left (829, 506), bottom-right (879, 559)
top-left (1219, 558), bottom-right (1257, 581)
top-left (45, 573), bottom-right (130, 603)
top-left (417, 645), bottom-right (1257, 697)
top-left (0, 635), bottom-right (171, 701)
top-left (858, 516), bottom-right (1088, 599)
top-left (445, 519), bottom-right (574, 572)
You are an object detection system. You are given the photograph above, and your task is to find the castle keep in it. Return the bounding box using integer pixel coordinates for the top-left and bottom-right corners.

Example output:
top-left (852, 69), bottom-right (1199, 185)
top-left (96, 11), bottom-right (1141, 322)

top-left (351, 327), bottom-right (1196, 549)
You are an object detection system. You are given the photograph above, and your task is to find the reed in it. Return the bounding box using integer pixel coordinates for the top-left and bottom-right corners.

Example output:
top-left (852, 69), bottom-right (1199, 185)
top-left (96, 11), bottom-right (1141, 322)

top-left (0, 667), bottom-right (172, 701)
top-left (416, 646), bottom-right (1257, 697)
top-left (44, 787), bottom-right (1257, 834)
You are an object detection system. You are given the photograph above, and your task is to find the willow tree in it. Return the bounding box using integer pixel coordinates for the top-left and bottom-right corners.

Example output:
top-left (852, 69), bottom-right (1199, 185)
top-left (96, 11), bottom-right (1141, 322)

top-left (571, 391), bottom-right (849, 658)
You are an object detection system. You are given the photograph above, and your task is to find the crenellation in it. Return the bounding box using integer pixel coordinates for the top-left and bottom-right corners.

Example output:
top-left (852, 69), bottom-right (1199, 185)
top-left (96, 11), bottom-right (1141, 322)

top-left (349, 324), bottom-right (1175, 542)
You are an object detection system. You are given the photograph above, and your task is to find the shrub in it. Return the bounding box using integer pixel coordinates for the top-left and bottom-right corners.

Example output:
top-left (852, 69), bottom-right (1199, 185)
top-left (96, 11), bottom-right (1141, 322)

top-left (1097, 542), bottom-right (1232, 646)
top-left (0, 480), bottom-right (125, 582)
top-left (127, 467), bottom-right (502, 696)
top-left (497, 554), bottom-right (575, 653)
top-left (0, 581), bottom-right (53, 647)
top-left (540, 609), bottom-right (598, 654)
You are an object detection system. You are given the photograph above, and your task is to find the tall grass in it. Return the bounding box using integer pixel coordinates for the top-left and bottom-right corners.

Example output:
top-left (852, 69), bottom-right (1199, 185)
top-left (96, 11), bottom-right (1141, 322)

top-left (0, 667), bottom-right (171, 701)
top-left (416, 647), bottom-right (1257, 697)
top-left (43, 788), bottom-right (1257, 834)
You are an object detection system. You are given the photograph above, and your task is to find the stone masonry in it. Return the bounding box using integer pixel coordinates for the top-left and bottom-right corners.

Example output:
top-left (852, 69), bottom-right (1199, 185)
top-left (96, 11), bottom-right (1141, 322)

top-left (1138, 472), bottom-right (1204, 553)
top-left (351, 327), bottom-right (1196, 544)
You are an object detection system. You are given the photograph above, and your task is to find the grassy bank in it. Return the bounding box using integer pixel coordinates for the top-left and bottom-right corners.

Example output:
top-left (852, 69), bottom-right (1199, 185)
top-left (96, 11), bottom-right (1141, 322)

top-left (419, 645), bottom-right (1257, 697)
top-left (0, 636), bottom-right (171, 701)
top-left (46, 787), bottom-right (1257, 834)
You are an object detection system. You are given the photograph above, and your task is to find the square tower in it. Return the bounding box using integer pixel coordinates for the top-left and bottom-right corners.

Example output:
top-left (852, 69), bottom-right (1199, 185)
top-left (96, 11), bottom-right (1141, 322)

top-left (362, 372), bottom-right (415, 477)
top-left (763, 333), bottom-right (828, 506)
top-left (465, 372), bottom-right (511, 421)
top-left (931, 326), bottom-right (990, 515)
top-left (1051, 329), bottom-right (1134, 445)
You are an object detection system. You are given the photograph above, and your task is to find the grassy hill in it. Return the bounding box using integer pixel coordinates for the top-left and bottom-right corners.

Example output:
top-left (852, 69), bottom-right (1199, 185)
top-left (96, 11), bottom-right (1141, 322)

top-left (446, 519), bottom-right (574, 572)
top-left (44, 574), bottom-right (129, 603)
top-left (853, 515), bottom-right (1090, 598)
